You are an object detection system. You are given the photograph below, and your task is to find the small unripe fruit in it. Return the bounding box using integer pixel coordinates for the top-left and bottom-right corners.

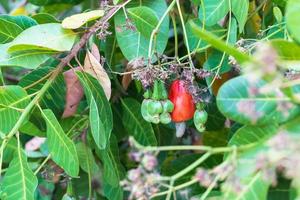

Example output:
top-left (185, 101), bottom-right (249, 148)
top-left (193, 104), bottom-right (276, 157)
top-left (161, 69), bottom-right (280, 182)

top-left (147, 100), bottom-right (163, 115)
top-left (141, 99), bottom-right (152, 122)
top-left (194, 110), bottom-right (208, 124)
top-left (159, 112), bottom-right (172, 124)
top-left (162, 100), bottom-right (174, 113)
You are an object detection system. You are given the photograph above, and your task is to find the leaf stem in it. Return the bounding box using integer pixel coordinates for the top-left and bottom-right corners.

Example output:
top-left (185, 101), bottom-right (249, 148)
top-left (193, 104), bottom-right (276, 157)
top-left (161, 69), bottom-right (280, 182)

top-left (171, 12), bottom-right (178, 59)
top-left (190, 21), bottom-right (255, 64)
top-left (200, 173), bottom-right (222, 200)
top-left (130, 137), bottom-right (256, 153)
top-left (148, 0), bottom-right (176, 61)
top-left (208, 0), bottom-right (232, 88)
top-left (34, 154), bottom-right (51, 175)
top-left (176, 0), bottom-right (194, 69)
top-left (0, 69), bottom-right (5, 86)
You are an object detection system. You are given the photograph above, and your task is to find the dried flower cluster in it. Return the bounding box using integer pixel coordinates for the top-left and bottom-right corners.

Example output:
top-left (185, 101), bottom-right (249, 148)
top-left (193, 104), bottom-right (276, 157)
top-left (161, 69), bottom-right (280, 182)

top-left (256, 132), bottom-right (300, 187)
top-left (121, 150), bottom-right (162, 200)
top-left (195, 160), bottom-right (238, 192)
top-left (97, 22), bottom-right (112, 40)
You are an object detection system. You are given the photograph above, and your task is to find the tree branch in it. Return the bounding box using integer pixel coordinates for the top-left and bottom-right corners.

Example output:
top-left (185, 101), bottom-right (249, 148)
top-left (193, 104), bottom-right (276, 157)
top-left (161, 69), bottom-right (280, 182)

top-left (0, 0), bottom-right (131, 176)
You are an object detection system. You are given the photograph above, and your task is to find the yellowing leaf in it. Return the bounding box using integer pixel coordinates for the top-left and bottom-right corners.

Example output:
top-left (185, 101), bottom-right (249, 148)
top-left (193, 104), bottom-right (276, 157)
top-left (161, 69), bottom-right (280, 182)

top-left (62, 10), bottom-right (104, 29)
top-left (84, 51), bottom-right (111, 99)
top-left (10, 6), bottom-right (28, 16)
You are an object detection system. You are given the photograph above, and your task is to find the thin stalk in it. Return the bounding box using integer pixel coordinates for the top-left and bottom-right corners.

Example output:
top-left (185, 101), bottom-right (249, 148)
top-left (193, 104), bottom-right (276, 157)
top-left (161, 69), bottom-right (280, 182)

top-left (171, 152), bottom-right (211, 180)
top-left (171, 12), bottom-right (179, 59)
top-left (200, 174), bottom-right (222, 200)
top-left (208, 0), bottom-right (232, 88)
top-left (176, 0), bottom-right (194, 69)
top-left (0, 69), bottom-right (4, 86)
top-left (34, 154), bottom-right (51, 175)
top-left (148, 0), bottom-right (176, 60)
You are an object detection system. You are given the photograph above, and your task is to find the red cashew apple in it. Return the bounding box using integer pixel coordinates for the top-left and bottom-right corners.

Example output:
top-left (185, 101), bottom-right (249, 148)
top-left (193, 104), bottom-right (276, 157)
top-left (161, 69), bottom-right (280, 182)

top-left (169, 80), bottom-right (195, 137)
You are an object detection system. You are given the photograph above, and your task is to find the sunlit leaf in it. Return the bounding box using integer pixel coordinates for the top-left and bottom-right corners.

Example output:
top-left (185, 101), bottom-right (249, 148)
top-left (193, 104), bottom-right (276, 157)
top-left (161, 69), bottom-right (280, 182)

top-left (2, 148), bottom-right (38, 200)
top-left (0, 42), bottom-right (52, 69)
top-left (8, 23), bottom-right (77, 53)
top-left (0, 86), bottom-right (30, 134)
top-left (0, 15), bottom-right (37, 44)
top-left (62, 10), bottom-right (104, 29)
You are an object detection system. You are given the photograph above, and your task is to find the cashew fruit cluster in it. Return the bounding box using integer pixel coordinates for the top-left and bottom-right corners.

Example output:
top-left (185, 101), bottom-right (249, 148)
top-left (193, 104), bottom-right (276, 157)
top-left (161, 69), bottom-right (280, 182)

top-left (141, 80), bottom-right (174, 124)
top-left (141, 79), bottom-right (208, 132)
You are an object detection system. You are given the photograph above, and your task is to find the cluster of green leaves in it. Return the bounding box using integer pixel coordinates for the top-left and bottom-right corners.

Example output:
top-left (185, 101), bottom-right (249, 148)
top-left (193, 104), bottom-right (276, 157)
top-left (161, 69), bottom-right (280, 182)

top-left (0, 0), bottom-right (300, 199)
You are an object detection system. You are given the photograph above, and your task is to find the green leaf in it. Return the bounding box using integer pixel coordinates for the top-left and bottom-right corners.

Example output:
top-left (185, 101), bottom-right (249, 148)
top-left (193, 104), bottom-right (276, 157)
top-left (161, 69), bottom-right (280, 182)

top-left (203, 129), bottom-right (229, 147)
top-left (103, 184), bottom-right (123, 200)
top-left (19, 66), bottom-right (66, 116)
top-left (62, 10), bottom-right (104, 29)
top-left (31, 13), bottom-right (60, 24)
top-left (186, 18), bottom-right (226, 52)
top-left (217, 76), bottom-right (298, 125)
top-left (270, 39), bottom-right (300, 61)
top-left (0, 138), bottom-right (17, 163)
top-left (28, 0), bottom-right (83, 6)
top-left (204, 50), bottom-right (230, 75)
top-left (0, 15), bottom-right (37, 44)
top-left (121, 98), bottom-right (157, 146)
top-left (224, 172), bottom-right (269, 200)
top-left (224, 125), bottom-right (273, 199)
top-left (8, 23), bottom-right (77, 53)
top-left (198, 0), bottom-right (229, 26)
top-left (228, 17), bottom-right (238, 44)
top-left (0, 42), bottom-right (52, 69)
top-left (231, 0), bottom-right (249, 32)
top-left (229, 124), bottom-right (278, 147)
top-left (113, 0), bottom-right (121, 5)
top-left (286, 0), bottom-right (300, 44)
top-left (114, 0), bottom-right (169, 60)
top-left (76, 71), bottom-right (113, 150)
top-left (19, 121), bottom-right (45, 137)
top-left (205, 101), bottom-right (226, 131)
top-left (96, 135), bottom-right (125, 187)
top-left (2, 148), bottom-right (38, 200)
top-left (190, 20), bottom-right (253, 64)
top-left (76, 142), bottom-right (99, 174)
top-left (273, 7), bottom-right (283, 23)
top-left (0, 86), bottom-right (30, 134)
top-left (127, 6), bottom-right (159, 39)
top-left (41, 109), bottom-right (79, 177)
